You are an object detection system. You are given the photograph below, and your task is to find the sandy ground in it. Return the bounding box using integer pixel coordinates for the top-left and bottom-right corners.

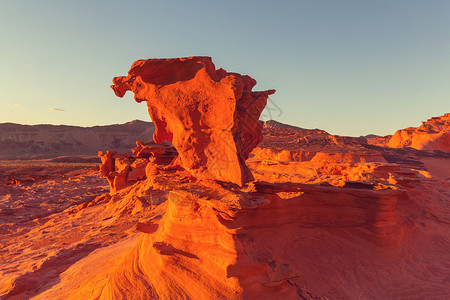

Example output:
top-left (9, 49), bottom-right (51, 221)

top-left (0, 161), bottom-right (126, 298)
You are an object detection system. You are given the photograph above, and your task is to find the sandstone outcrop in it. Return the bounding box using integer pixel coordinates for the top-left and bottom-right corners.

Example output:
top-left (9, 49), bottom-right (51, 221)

top-left (98, 141), bottom-right (177, 194)
top-left (111, 56), bottom-right (275, 186)
top-left (384, 113), bottom-right (449, 151)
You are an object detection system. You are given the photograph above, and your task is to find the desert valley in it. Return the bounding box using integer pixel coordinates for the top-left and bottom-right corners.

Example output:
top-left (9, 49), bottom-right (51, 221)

top-left (0, 57), bottom-right (449, 299)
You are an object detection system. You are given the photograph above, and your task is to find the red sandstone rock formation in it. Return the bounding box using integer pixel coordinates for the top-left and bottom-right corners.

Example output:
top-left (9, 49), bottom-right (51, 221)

top-left (387, 113), bottom-right (449, 151)
top-left (98, 141), bottom-right (177, 194)
top-left (2, 115), bottom-right (450, 299)
top-left (111, 56), bottom-right (275, 186)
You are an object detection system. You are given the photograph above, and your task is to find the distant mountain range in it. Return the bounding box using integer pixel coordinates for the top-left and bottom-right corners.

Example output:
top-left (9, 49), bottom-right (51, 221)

top-left (0, 120), bottom-right (155, 159)
top-left (1, 114), bottom-right (448, 160)
top-left (0, 120), bottom-right (323, 159)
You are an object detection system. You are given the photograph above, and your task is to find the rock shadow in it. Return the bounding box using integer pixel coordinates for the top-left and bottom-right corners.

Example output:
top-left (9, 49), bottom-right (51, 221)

top-left (3, 243), bottom-right (100, 299)
top-left (153, 241), bottom-right (199, 259)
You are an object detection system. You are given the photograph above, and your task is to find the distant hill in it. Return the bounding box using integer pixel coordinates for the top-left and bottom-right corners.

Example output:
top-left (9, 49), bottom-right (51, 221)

top-left (0, 120), bottom-right (155, 159)
top-left (2, 114), bottom-right (447, 160)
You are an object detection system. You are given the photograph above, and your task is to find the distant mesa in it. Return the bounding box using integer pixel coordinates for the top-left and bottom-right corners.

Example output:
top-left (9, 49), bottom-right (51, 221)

top-left (111, 56), bottom-right (275, 186)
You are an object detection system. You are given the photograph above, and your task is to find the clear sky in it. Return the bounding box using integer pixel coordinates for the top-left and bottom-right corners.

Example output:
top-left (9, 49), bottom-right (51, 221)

top-left (0, 0), bottom-right (448, 136)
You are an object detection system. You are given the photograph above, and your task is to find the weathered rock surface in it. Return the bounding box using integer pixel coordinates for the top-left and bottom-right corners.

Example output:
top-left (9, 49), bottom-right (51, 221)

top-left (365, 113), bottom-right (449, 151)
top-left (111, 56), bottom-right (275, 186)
top-left (98, 141), bottom-right (177, 194)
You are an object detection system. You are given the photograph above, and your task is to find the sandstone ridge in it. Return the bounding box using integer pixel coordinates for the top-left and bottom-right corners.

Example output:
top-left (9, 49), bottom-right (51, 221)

top-left (365, 113), bottom-right (450, 151)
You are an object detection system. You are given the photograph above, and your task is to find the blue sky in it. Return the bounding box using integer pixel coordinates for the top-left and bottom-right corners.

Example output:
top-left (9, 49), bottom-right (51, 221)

top-left (0, 0), bottom-right (448, 136)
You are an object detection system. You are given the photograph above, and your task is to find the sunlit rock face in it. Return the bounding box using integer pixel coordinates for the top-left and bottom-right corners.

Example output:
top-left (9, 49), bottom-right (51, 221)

top-left (111, 56), bottom-right (275, 186)
top-left (387, 113), bottom-right (450, 151)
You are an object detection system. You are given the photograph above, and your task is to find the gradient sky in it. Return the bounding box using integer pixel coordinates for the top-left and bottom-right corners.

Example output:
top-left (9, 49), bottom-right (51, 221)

top-left (0, 0), bottom-right (448, 136)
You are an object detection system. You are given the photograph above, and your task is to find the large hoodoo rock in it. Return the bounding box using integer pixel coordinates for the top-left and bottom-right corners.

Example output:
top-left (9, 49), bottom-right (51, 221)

top-left (111, 56), bottom-right (275, 186)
